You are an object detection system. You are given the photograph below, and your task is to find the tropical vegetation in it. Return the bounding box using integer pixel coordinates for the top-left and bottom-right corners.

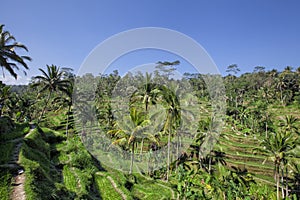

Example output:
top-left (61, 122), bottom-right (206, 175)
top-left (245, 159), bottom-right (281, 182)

top-left (1, 24), bottom-right (300, 199)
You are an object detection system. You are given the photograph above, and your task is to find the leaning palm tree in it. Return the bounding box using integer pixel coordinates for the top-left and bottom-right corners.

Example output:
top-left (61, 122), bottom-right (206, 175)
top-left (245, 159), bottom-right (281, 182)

top-left (32, 65), bottom-right (70, 123)
top-left (0, 24), bottom-right (31, 79)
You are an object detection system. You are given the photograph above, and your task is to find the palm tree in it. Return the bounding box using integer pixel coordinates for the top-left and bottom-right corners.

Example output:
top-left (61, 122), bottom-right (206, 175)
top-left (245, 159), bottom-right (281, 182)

top-left (53, 81), bottom-right (74, 137)
top-left (161, 84), bottom-right (181, 181)
top-left (32, 65), bottom-right (70, 123)
top-left (130, 72), bottom-right (160, 112)
top-left (279, 115), bottom-right (299, 135)
top-left (255, 131), bottom-right (298, 199)
top-left (108, 108), bottom-right (157, 174)
top-left (0, 24), bottom-right (31, 79)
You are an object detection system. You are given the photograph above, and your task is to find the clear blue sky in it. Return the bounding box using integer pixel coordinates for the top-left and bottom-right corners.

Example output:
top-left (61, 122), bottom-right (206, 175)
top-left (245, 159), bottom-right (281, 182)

top-left (2, 0), bottom-right (300, 84)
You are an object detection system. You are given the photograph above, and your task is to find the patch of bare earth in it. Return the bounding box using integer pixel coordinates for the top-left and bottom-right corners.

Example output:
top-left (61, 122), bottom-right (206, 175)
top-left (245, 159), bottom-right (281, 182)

top-left (11, 173), bottom-right (26, 200)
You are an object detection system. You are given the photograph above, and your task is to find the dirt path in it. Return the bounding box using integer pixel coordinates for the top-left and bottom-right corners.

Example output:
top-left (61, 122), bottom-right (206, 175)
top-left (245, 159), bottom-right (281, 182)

top-left (10, 127), bottom-right (34, 200)
top-left (11, 173), bottom-right (26, 200)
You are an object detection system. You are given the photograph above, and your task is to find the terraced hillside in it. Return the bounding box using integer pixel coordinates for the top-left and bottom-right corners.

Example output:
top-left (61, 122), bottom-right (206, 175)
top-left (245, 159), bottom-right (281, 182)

top-left (217, 130), bottom-right (275, 184)
top-left (0, 122), bottom-right (178, 200)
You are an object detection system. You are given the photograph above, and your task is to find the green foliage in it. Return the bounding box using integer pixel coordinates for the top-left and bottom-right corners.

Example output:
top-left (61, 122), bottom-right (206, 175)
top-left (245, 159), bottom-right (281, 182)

top-left (0, 142), bottom-right (14, 164)
top-left (0, 24), bottom-right (31, 79)
top-left (0, 169), bottom-right (11, 200)
top-left (0, 121), bottom-right (29, 141)
top-left (95, 173), bottom-right (124, 200)
top-left (2, 63), bottom-right (300, 199)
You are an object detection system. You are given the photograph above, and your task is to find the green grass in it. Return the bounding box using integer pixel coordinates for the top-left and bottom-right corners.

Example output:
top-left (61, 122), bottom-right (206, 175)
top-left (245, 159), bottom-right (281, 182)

top-left (226, 159), bottom-right (274, 170)
top-left (0, 169), bottom-right (11, 200)
top-left (57, 136), bottom-right (100, 198)
top-left (0, 122), bottom-right (29, 142)
top-left (218, 137), bottom-right (259, 149)
top-left (63, 165), bottom-right (78, 193)
top-left (95, 173), bottom-right (124, 200)
top-left (19, 127), bottom-right (75, 199)
top-left (131, 180), bottom-right (174, 200)
top-left (0, 142), bottom-right (14, 164)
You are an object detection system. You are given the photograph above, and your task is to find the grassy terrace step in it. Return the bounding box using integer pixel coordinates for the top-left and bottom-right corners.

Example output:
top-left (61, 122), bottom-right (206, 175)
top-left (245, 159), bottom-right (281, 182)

top-left (225, 151), bottom-right (266, 160)
top-left (225, 159), bottom-right (274, 177)
top-left (253, 174), bottom-right (276, 186)
top-left (226, 159), bottom-right (273, 170)
top-left (215, 144), bottom-right (257, 155)
top-left (225, 154), bottom-right (273, 166)
top-left (95, 172), bottom-right (125, 200)
top-left (226, 161), bottom-right (274, 178)
top-left (218, 137), bottom-right (259, 149)
top-left (221, 132), bottom-right (259, 142)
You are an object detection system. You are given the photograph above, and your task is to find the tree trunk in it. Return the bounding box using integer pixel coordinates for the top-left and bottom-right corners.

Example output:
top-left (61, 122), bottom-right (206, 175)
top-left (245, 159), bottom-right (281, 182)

top-left (276, 164), bottom-right (280, 200)
top-left (265, 119), bottom-right (268, 139)
top-left (167, 131), bottom-right (171, 181)
top-left (140, 138), bottom-right (144, 158)
top-left (285, 166), bottom-right (289, 198)
top-left (281, 167), bottom-right (284, 199)
top-left (130, 142), bottom-right (135, 174)
top-left (280, 86), bottom-right (284, 105)
top-left (38, 91), bottom-right (52, 124)
top-left (176, 134), bottom-right (179, 171)
top-left (277, 172), bottom-right (280, 200)
top-left (209, 152), bottom-right (212, 174)
top-left (66, 105), bottom-right (71, 138)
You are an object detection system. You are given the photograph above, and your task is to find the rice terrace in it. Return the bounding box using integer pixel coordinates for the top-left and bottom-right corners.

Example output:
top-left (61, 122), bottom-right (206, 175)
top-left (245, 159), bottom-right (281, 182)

top-left (1, 1), bottom-right (300, 199)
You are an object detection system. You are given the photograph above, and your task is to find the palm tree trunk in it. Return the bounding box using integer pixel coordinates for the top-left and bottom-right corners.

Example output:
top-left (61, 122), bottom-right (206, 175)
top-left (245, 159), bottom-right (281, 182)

top-left (209, 152), bottom-right (212, 174)
top-left (265, 122), bottom-right (268, 139)
top-left (285, 166), bottom-right (288, 197)
top-left (66, 104), bottom-right (71, 138)
top-left (280, 85), bottom-right (284, 105)
top-left (167, 131), bottom-right (171, 181)
top-left (130, 142), bottom-right (135, 174)
top-left (277, 173), bottom-right (280, 200)
top-left (140, 138), bottom-right (144, 158)
top-left (281, 167), bottom-right (284, 198)
top-left (38, 91), bottom-right (52, 124)
top-left (276, 164), bottom-right (280, 200)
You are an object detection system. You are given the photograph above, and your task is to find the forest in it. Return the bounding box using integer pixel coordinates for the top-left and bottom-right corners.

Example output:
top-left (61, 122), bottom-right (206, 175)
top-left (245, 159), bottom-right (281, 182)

top-left (1, 24), bottom-right (300, 200)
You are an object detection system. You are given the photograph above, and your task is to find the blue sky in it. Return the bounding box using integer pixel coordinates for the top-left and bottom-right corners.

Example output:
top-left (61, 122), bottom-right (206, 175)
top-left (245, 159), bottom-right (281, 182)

top-left (1, 0), bottom-right (300, 84)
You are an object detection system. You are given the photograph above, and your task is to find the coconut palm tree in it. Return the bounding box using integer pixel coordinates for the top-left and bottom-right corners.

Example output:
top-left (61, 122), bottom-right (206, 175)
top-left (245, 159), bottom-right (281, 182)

top-left (32, 65), bottom-right (71, 123)
top-left (130, 72), bottom-right (160, 112)
top-left (0, 24), bottom-right (31, 79)
top-left (160, 84), bottom-right (181, 181)
top-left (53, 81), bottom-right (74, 137)
top-left (108, 108), bottom-right (158, 174)
top-left (279, 115), bottom-right (299, 135)
top-left (255, 131), bottom-right (298, 199)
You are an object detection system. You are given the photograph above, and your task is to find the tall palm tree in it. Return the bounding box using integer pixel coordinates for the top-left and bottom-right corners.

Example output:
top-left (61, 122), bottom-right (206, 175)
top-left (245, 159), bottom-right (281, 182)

top-left (161, 84), bottom-right (181, 181)
top-left (0, 24), bottom-right (31, 79)
top-left (108, 108), bottom-right (158, 174)
top-left (32, 65), bottom-right (70, 123)
top-left (53, 81), bottom-right (74, 137)
top-left (255, 131), bottom-right (298, 199)
top-left (130, 72), bottom-right (160, 112)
